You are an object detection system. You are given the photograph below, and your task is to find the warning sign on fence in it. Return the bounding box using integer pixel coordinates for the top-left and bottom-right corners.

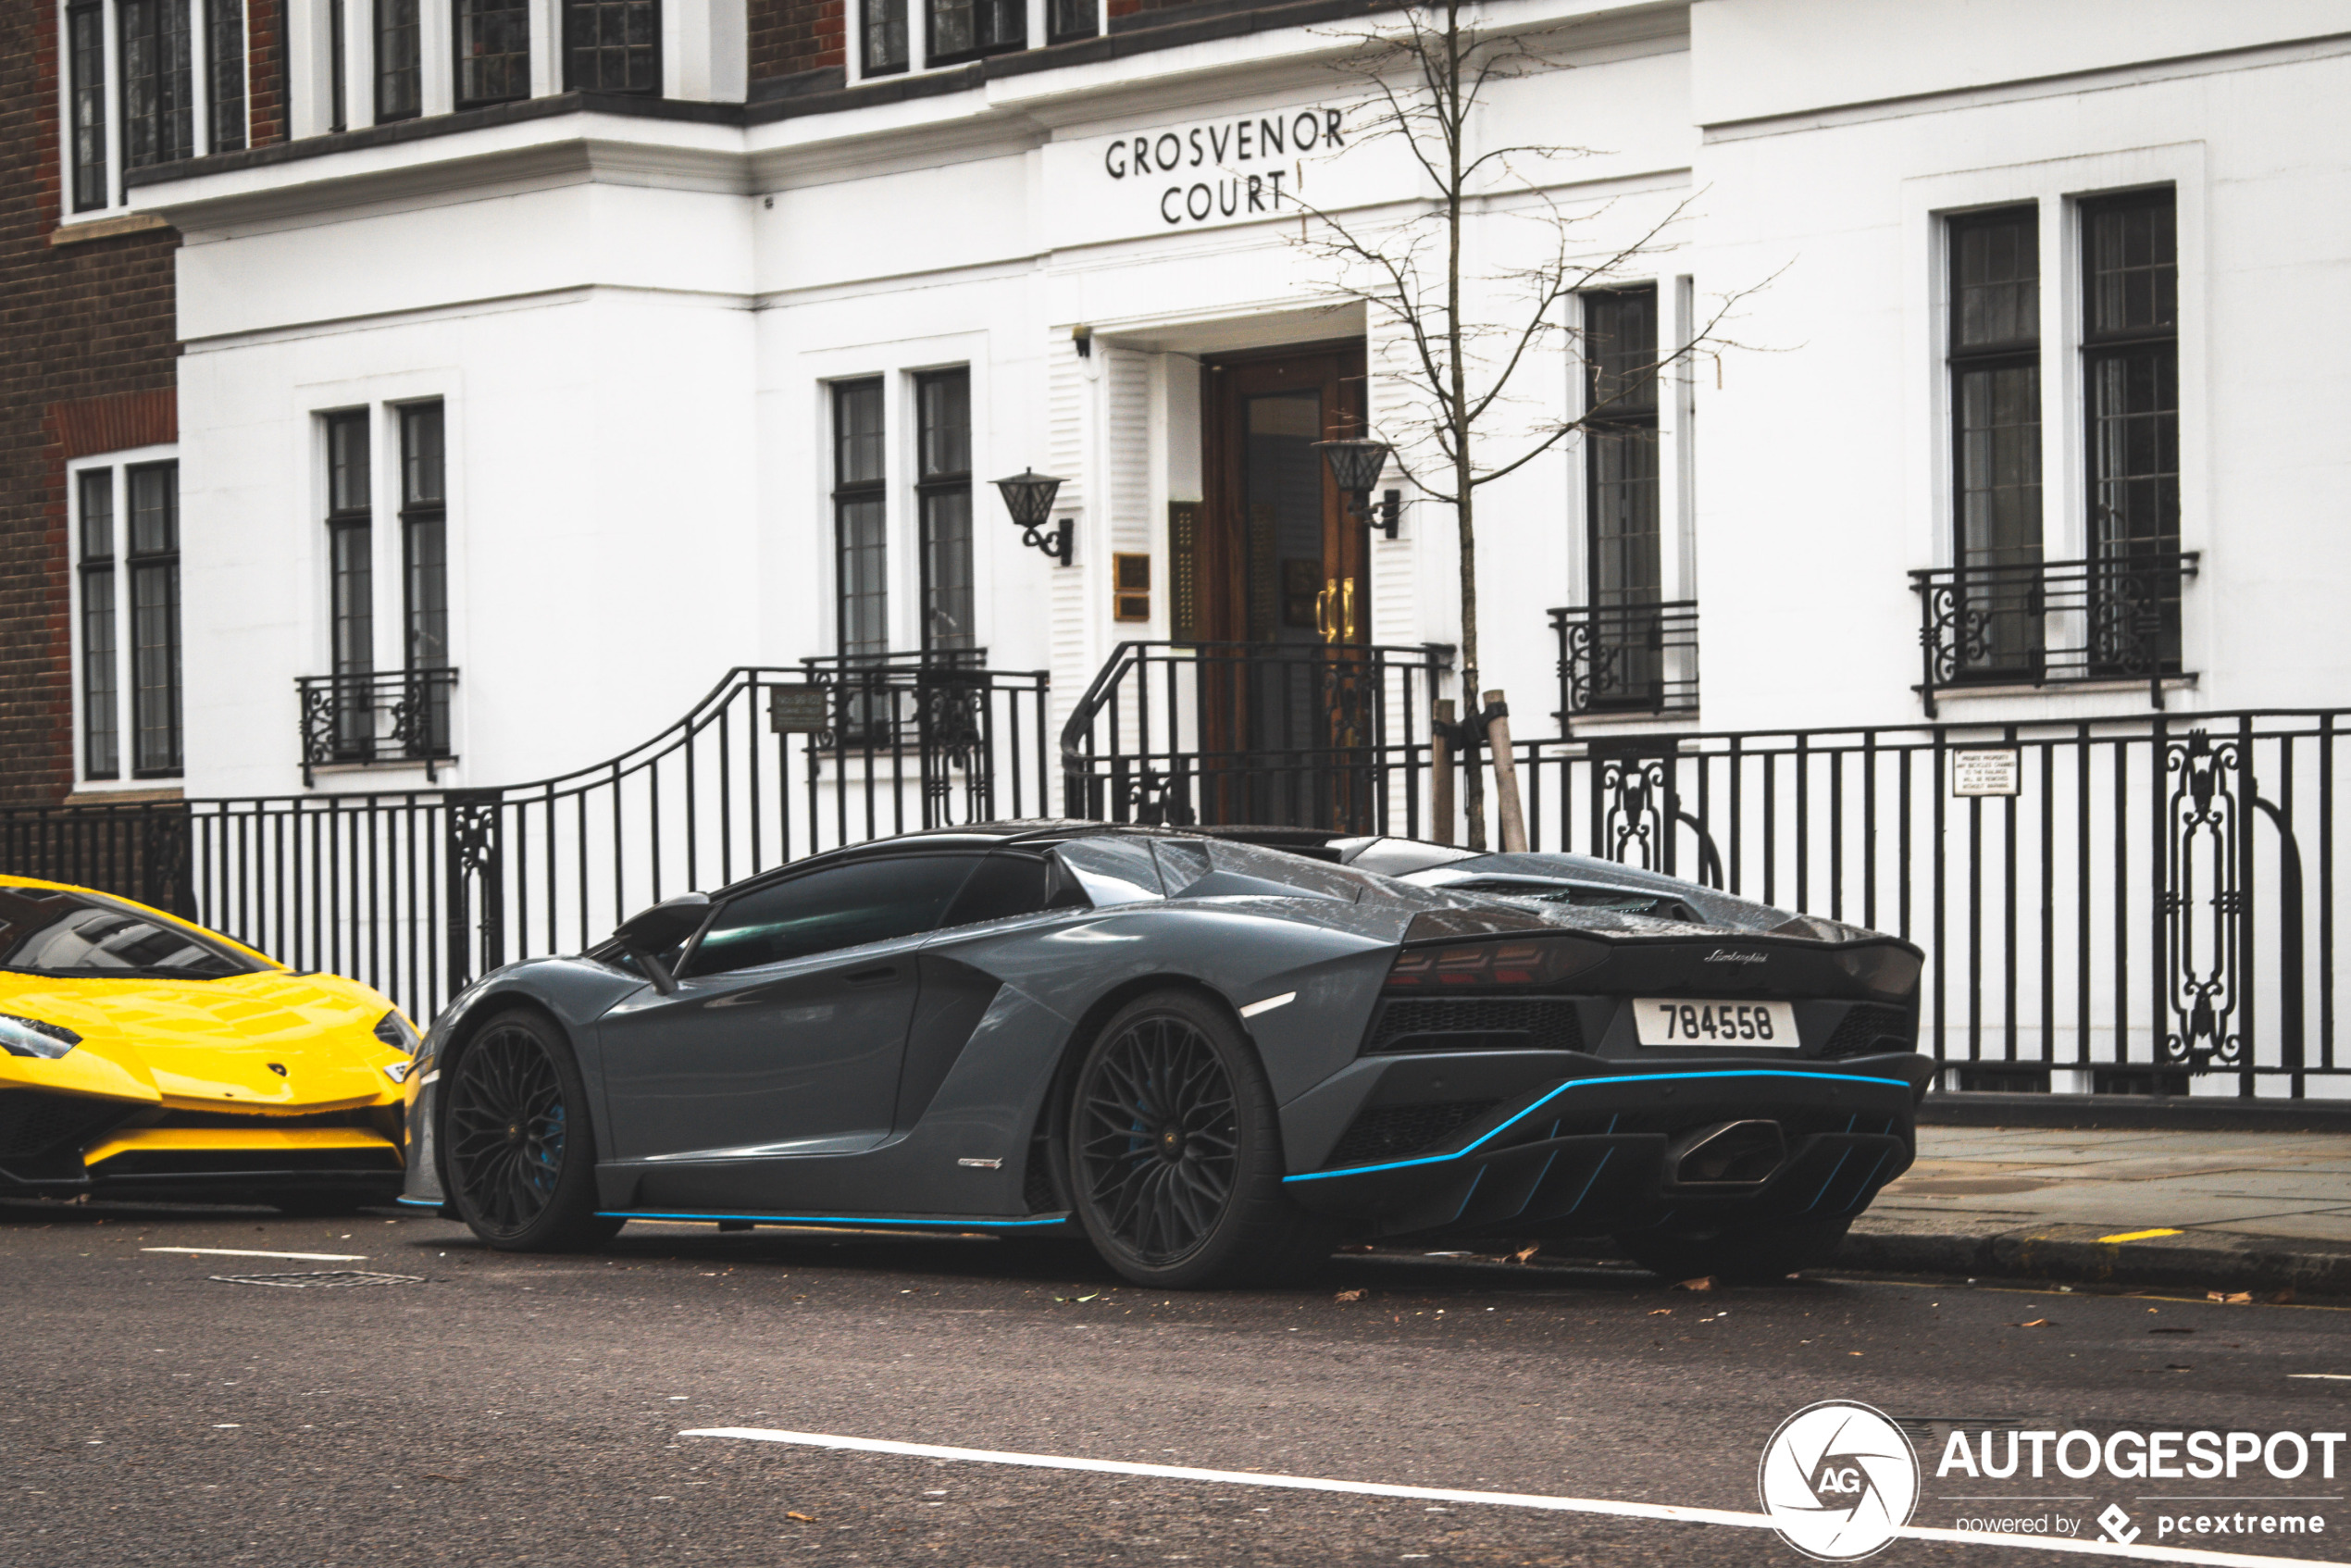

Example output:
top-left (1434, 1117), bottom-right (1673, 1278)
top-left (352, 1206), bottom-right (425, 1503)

top-left (1950, 748), bottom-right (2021, 797)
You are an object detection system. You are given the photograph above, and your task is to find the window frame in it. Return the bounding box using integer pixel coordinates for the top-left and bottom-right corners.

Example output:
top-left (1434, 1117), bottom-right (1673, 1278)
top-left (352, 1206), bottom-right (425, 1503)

top-left (66, 0), bottom-right (110, 213)
top-left (205, 0), bottom-right (245, 151)
top-left (914, 367), bottom-right (974, 655)
top-left (1045, 0), bottom-right (1094, 45)
top-left (832, 377), bottom-right (889, 666)
top-left (676, 853), bottom-right (987, 978)
top-left (560, 0), bottom-right (660, 93)
top-left (76, 468), bottom-right (121, 781)
top-left (373, 0), bottom-right (422, 120)
top-left (860, 0), bottom-right (907, 74)
top-left (123, 459), bottom-right (183, 779)
top-left (323, 409), bottom-right (375, 758)
top-left (118, 0), bottom-right (196, 185)
top-left (397, 400), bottom-right (451, 757)
top-left (924, 0), bottom-right (1023, 68)
top-left (452, 0), bottom-right (530, 106)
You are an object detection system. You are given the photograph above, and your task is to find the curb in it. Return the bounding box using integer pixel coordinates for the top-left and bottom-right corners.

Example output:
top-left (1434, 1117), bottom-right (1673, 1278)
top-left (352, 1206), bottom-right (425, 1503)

top-left (1918, 1091), bottom-right (2351, 1133)
top-left (1838, 1221), bottom-right (2351, 1296)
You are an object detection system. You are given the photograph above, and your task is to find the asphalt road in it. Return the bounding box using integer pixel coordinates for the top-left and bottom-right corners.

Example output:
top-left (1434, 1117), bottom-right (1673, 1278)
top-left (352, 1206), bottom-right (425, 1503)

top-left (4, 1201), bottom-right (2347, 1567)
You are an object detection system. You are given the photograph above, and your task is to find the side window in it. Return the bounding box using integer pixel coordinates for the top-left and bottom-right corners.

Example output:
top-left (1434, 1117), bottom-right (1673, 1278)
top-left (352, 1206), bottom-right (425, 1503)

top-left (939, 852), bottom-right (1088, 928)
top-left (682, 855), bottom-right (982, 977)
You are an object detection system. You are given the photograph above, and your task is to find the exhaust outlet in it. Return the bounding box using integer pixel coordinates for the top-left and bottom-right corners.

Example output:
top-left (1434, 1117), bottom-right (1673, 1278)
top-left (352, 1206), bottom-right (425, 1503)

top-left (1666, 1119), bottom-right (1787, 1188)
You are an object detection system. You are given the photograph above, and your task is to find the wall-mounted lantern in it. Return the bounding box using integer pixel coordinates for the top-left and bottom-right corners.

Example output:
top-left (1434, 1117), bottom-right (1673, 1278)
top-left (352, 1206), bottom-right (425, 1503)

top-left (1312, 438), bottom-right (1402, 540)
top-left (994, 469), bottom-right (1072, 566)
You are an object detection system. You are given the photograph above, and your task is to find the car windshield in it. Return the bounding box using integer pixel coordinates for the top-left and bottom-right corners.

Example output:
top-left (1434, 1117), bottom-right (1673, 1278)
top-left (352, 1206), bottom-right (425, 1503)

top-left (0, 886), bottom-right (266, 979)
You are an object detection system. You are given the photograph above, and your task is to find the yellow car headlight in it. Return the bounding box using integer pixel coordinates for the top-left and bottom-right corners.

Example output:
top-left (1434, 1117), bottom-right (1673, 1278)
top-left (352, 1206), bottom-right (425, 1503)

top-left (0, 1014), bottom-right (81, 1060)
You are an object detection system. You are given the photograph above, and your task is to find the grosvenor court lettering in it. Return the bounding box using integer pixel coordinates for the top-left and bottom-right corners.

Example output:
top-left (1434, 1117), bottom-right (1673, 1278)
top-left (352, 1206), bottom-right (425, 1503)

top-left (1100, 108), bottom-right (1346, 226)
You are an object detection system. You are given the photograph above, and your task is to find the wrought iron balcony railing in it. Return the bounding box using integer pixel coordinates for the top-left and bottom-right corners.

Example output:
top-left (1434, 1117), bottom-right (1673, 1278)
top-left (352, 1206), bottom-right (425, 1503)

top-left (298, 668), bottom-right (457, 786)
top-left (1549, 600), bottom-right (1699, 728)
top-left (1909, 552), bottom-right (2198, 717)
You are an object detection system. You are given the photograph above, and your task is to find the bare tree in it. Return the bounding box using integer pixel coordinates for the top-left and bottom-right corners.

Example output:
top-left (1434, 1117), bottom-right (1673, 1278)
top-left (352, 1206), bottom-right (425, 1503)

top-left (1293, 0), bottom-right (1759, 849)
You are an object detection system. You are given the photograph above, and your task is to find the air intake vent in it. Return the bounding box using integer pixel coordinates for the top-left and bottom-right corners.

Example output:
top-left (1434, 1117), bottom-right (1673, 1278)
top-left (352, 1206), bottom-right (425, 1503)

top-left (0, 1090), bottom-right (134, 1161)
top-left (1823, 1003), bottom-right (1912, 1058)
top-left (1325, 1100), bottom-right (1498, 1168)
top-left (1365, 998), bottom-right (1583, 1055)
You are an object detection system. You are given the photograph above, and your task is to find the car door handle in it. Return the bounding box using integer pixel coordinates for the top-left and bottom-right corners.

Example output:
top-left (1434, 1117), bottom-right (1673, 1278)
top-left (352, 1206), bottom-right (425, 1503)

top-left (844, 966), bottom-right (898, 986)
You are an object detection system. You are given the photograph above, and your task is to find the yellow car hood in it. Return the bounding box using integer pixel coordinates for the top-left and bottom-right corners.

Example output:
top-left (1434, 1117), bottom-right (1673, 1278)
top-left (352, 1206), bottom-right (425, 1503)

top-left (0, 969), bottom-right (404, 1112)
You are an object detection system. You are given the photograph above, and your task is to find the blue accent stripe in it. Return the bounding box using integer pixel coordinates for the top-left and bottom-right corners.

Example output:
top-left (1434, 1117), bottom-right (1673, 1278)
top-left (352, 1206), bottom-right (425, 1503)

top-left (394, 1196), bottom-right (441, 1209)
top-left (1284, 1070), bottom-right (1912, 1185)
top-left (1801, 1150), bottom-right (1852, 1214)
top-left (596, 1208), bottom-right (1071, 1230)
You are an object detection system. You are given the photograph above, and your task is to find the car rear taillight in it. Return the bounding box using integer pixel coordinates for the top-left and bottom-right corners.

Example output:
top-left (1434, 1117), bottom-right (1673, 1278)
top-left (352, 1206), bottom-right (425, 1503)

top-left (1383, 935), bottom-right (1608, 989)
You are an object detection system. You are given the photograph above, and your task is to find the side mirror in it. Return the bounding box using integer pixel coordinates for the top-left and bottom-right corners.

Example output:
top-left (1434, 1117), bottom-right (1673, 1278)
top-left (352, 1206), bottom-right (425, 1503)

top-left (613, 892), bottom-right (710, 993)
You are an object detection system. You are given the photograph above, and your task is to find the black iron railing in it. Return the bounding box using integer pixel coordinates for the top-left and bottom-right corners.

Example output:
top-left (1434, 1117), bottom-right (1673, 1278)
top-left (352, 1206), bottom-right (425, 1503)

top-left (1505, 712), bottom-right (2343, 1095)
top-left (1550, 600), bottom-right (1698, 727)
top-left (1061, 641), bottom-right (1453, 834)
top-left (1910, 553), bottom-right (2198, 716)
top-left (298, 668), bottom-right (459, 785)
top-left (5, 657), bottom-right (1048, 1026)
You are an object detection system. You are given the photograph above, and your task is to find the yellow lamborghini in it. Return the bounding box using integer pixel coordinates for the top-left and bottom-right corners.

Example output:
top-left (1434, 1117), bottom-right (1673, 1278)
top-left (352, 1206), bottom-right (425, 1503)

top-left (0, 874), bottom-right (413, 1213)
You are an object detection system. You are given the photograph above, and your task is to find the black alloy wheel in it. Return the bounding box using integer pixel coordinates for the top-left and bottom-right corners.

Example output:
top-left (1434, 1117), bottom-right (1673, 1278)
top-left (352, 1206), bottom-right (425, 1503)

top-left (1067, 990), bottom-right (1329, 1288)
top-left (442, 1010), bottom-right (616, 1251)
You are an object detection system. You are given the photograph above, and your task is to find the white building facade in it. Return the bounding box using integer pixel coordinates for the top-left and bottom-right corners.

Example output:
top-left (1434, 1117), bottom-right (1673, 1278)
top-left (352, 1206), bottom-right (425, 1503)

top-left (89, 0), bottom-right (2351, 1090)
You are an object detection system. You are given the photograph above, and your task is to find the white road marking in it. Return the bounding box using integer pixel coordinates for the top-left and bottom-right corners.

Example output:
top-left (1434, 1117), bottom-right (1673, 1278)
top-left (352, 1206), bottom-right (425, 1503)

top-left (682, 1428), bottom-right (2344, 1567)
top-left (2288, 1374), bottom-right (2351, 1381)
top-left (142, 1248), bottom-right (367, 1262)
top-left (1238, 992), bottom-right (1296, 1018)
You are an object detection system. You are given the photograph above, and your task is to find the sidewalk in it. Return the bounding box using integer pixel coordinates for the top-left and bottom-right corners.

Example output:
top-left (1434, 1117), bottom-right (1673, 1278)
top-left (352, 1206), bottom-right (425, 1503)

top-left (1843, 1124), bottom-right (2351, 1294)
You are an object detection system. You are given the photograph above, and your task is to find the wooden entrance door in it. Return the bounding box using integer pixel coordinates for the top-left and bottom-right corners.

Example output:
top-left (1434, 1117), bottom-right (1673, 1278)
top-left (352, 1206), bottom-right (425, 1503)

top-left (1196, 342), bottom-right (1373, 826)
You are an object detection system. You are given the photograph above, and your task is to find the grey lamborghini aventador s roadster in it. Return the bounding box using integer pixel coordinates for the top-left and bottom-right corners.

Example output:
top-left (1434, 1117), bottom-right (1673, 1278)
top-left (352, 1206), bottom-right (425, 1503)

top-left (398, 823), bottom-right (1930, 1287)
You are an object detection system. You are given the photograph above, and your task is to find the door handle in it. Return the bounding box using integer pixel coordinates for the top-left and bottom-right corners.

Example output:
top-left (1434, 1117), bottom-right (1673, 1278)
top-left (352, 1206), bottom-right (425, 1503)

top-left (1341, 578), bottom-right (1358, 641)
top-left (1318, 579), bottom-right (1339, 643)
top-left (844, 966), bottom-right (898, 986)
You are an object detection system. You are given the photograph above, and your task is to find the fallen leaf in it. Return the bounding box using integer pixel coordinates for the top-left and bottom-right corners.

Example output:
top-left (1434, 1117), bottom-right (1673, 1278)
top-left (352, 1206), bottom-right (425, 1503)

top-left (1848, 1351), bottom-right (1863, 1356)
top-left (1647, 1308), bottom-right (1673, 1316)
top-left (2270, 1287), bottom-right (2297, 1305)
top-left (788, 1512), bottom-right (815, 1523)
top-left (1333, 1288), bottom-right (1364, 1303)
top-left (1510, 1244), bottom-right (1540, 1265)
top-left (1673, 1276), bottom-right (1714, 1292)
top-left (2208, 1291), bottom-right (2253, 1305)
top-left (2013, 1319), bottom-right (2052, 1328)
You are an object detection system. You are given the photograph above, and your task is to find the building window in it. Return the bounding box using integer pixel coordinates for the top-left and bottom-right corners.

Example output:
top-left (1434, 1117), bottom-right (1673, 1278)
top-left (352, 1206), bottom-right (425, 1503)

top-left (1947, 204), bottom-right (2042, 675)
top-left (120, 0), bottom-right (195, 174)
top-left (862, 0), bottom-right (907, 73)
top-left (126, 463), bottom-right (182, 777)
top-left (1047, 0), bottom-right (1092, 44)
top-left (376, 0), bottom-right (422, 118)
top-left (1580, 286), bottom-right (1662, 706)
top-left (330, 0), bottom-right (348, 130)
top-left (326, 412), bottom-right (373, 754)
top-left (68, 1), bottom-right (108, 211)
top-left (833, 380), bottom-right (889, 664)
top-left (2082, 187), bottom-right (2181, 668)
top-left (77, 472), bottom-right (119, 780)
top-left (916, 370), bottom-right (974, 653)
top-left (927, 0), bottom-right (1020, 63)
top-left (563, 0), bottom-right (658, 92)
top-left (454, 0), bottom-right (531, 106)
top-left (208, 0), bottom-right (246, 151)
top-left (400, 403), bottom-right (451, 753)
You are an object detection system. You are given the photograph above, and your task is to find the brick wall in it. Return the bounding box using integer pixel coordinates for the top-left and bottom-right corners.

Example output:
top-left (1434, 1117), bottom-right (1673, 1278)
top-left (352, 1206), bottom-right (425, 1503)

top-left (249, 0), bottom-right (287, 146)
top-left (749, 0), bottom-right (845, 82)
top-left (0, 0), bottom-right (182, 808)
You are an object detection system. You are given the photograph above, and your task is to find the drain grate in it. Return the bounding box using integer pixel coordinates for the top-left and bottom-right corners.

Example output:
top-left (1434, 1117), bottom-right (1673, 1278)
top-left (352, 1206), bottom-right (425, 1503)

top-left (208, 1271), bottom-right (424, 1288)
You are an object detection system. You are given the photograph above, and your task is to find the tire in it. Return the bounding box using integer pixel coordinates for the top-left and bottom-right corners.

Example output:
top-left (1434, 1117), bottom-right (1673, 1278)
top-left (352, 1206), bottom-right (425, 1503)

top-left (441, 1008), bottom-right (620, 1252)
top-left (1065, 989), bottom-right (1328, 1289)
top-left (1613, 1216), bottom-right (1851, 1285)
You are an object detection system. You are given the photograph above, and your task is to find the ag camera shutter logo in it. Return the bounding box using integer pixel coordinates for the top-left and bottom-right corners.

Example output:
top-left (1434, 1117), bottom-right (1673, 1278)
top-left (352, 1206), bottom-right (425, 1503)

top-left (1758, 1400), bottom-right (1921, 1560)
